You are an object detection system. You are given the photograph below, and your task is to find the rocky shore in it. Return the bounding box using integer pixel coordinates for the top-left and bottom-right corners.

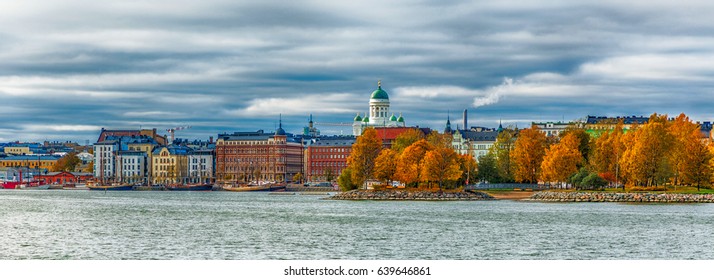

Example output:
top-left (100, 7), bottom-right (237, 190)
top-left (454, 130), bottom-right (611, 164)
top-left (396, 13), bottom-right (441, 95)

top-left (530, 191), bottom-right (714, 203)
top-left (328, 190), bottom-right (495, 201)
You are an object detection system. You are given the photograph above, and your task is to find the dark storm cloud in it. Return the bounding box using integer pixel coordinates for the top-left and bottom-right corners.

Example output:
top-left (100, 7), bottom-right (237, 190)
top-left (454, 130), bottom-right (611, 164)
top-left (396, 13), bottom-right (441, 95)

top-left (2, 0), bottom-right (714, 141)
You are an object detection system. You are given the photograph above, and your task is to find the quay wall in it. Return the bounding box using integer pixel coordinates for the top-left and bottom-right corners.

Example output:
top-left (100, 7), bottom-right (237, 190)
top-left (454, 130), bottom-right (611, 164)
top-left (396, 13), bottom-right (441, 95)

top-left (530, 191), bottom-right (714, 203)
top-left (328, 190), bottom-right (494, 201)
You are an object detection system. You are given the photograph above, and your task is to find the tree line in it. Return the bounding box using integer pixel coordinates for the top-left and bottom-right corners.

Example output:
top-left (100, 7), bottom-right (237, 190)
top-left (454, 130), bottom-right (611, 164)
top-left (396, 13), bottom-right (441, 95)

top-left (338, 127), bottom-right (476, 191)
top-left (339, 113), bottom-right (714, 192)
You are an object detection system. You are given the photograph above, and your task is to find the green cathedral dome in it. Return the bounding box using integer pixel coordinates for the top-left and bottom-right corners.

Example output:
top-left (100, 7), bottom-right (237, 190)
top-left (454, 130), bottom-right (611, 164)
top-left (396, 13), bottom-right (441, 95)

top-left (370, 81), bottom-right (389, 100)
top-left (354, 113), bottom-right (362, 121)
top-left (390, 114), bottom-right (397, 121)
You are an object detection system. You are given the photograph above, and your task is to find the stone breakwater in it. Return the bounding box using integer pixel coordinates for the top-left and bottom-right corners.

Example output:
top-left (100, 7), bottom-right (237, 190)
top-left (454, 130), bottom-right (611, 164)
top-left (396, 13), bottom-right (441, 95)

top-left (530, 191), bottom-right (714, 203)
top-left (328, 190), bottom-right (494, 201)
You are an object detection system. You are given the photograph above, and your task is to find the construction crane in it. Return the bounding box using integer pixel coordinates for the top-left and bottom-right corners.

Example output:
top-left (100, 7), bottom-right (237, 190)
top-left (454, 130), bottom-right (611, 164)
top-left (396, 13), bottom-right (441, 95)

top-left (313, 122), bottom-right (353, 127)
top-left (167, 126), bottom-right (191, 143)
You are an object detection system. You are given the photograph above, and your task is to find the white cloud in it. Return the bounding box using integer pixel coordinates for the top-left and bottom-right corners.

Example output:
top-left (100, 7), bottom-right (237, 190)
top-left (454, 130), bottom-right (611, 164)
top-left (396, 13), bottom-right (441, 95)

top-left (229, 93), bottom-right (362, 117)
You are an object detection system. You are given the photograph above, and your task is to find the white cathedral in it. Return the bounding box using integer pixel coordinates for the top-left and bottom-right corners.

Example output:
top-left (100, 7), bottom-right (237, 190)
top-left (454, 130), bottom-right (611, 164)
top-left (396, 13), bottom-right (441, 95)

top-left (352, 81), bottom-right (406, 135)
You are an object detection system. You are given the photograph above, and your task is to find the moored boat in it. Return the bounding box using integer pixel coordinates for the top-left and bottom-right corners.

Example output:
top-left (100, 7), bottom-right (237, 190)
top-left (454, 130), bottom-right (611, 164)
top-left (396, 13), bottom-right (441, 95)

top-left (165, 183), bottom-right (213, 191)
top-left (223, 183), bottom-right (285, 192)
top-left (87, 183), bottom-right (134, 191)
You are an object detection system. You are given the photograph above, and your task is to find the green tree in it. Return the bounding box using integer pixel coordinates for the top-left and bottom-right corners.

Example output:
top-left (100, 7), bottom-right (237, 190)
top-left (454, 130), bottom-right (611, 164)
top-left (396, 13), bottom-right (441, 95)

top-left (477, 152), bottom-right (500, 183)
top-left (337, 168), bottom-right (358, 191)
top-left (392, 128), bottom-right (425, 153)
top-left (347, 127), bottom-right (382, 188)
top-left (491, 129), bottom-right (516, 182)
top-left (324, 167), bottom-right (335, 182)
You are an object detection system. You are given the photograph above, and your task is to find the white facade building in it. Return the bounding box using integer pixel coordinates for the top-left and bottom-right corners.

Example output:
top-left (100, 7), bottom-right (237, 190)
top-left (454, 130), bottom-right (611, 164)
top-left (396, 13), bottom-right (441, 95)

top-left (93, 140), bottom-right (119, 180)
top-left (117, 151), bottom-right (148, 184)
top-left (187, 150), bottom-right (214, 183)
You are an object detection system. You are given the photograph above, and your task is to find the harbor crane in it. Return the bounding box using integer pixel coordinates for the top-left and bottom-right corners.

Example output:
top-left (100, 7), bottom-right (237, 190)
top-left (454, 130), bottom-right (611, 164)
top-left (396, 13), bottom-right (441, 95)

top-left (167, 126), bottom-right (191, 143)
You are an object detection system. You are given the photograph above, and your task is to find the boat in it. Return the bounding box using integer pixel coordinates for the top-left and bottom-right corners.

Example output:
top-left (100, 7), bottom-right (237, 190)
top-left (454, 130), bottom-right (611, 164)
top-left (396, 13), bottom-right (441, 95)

top-left (87, 183), bottom-right (134, 191)
top-left (165, 183), bottom-right (213, 191)
top-left (222, 182), bottom-right (286, 192)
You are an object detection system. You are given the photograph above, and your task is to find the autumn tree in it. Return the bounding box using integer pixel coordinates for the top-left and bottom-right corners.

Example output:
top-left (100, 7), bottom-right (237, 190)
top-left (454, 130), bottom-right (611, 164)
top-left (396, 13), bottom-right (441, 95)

top-left (374, 149), bottom-right (399, 185)
top-left (540, 133), bottom-right (584, 187)
top-left (458, 154), bottom-right (478, 185)
top-left (396, 139), bottom-right (432, 187)
top-left (52, 152), bottom-right (81, 172)
top-left (560, 127), bottom-right (592, 161)
top-left (422, 147), bottom-right (462, 190)
top-left (347, 127), bottom-right (382, 188)
top-left (667, 113), bottom-right (699, 186)
top-left (392, 128), bottom-right (425, 153)
top-left (681, 129), bottom-right (712, 190)
top-left (292, 173), bottom-right (304, 183)
top-left (511, 126), bottom-right (547, 183)
top-left (620, 113), bottom-right (673, 187)
top-left (427, 130), bottom-right (452, 149)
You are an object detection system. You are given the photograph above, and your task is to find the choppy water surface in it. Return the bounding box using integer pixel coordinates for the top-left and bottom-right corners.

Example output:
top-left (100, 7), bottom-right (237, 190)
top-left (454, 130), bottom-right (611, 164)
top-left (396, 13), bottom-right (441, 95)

top-left (1, 190), bottom-right (713, 259)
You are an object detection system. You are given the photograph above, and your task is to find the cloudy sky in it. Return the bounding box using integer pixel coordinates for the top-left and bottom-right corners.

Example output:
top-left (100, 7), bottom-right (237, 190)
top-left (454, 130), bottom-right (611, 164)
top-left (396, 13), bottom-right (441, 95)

top-left (2, 0), bottom-right (714, 143)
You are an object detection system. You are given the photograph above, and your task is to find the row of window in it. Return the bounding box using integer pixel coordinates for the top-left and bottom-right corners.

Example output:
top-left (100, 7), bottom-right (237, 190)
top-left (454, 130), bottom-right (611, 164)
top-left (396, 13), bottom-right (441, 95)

top-left (311, 154), bottom-right (347, 159)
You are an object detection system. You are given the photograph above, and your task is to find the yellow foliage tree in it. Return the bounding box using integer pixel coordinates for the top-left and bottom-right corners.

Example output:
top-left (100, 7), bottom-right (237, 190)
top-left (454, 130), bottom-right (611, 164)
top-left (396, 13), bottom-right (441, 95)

top-left (667, 113), bottom-right (699, 185)
top-left (396, 139), bottom-right (432, 187)
top-left (374, 149), bottom-right (399, 185)
top-left (511, 126), bottom-right (547, 183)
top-left (421, 147), bottom-right (462, 190)
top-left (540, 133), bottom-right (583, 187)
top-left (619, 113), bottom-right (672, 187)
top-left (347, 127), bottom-right (382, 188)
top-left (681, 129), bottom-right (712, 190)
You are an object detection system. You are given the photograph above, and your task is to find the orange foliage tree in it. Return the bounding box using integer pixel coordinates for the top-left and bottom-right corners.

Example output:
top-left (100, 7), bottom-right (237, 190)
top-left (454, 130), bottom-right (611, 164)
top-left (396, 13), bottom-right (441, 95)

top-left (391, 128), bottom-right (425, 153)
top-left (681, 129), bottom-right (713, 190)
top-left (421, 147), bottom-right (462, 189)
top-left (374, 149), bottom-right (399, 185)
top-left (347, 127), bottom-right (382, 188)
top-left (511, 126), bottom-right (547, 183)
top-left (540, 133), bottom-right (584, 187)
top-left (396, 139), bottom-right (432, 187)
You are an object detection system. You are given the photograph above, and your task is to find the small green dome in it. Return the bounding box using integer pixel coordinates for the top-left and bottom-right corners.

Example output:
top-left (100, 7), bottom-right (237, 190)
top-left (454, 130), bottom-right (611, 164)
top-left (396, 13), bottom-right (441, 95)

top-left (362, 116), bottom-right (369, 122)
top-left (390, 114), bottom-right (397, 121)
top-left (354, 113), bottom-right (362, 121)
top-left (397, 113), bottom-right (404, 122)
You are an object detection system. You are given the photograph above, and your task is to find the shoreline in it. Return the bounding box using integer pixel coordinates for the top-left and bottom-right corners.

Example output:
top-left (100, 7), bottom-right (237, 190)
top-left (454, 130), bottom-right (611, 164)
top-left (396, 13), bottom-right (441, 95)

top-left (327, 190), bottom-right (495, 201)
top-left (529, 191), bottom-right (714, 203)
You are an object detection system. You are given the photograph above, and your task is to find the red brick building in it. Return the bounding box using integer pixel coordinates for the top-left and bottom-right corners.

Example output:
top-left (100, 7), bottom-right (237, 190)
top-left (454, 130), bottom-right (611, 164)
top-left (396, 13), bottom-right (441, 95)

top-left (34, 171), bottom-right (93, 185)
top-left (306, 136), bottom-right (355, 182)
top-left (215, 127), bottom-right (303, 184)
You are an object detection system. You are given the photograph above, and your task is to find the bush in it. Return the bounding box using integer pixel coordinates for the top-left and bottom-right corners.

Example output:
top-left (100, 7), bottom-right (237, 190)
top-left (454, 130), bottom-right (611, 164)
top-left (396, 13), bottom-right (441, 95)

top-left (581, 173), bottom-right (608, 190)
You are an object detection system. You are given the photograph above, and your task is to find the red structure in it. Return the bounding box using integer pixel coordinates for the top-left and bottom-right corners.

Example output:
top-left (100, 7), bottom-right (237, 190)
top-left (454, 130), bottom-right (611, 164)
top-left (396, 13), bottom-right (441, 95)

top-left (373, 127), bottom-right (431, 148)
top-left (306, 137), bottom-right (355, 183)
top-left (34, 172), bottom-right (93, 185)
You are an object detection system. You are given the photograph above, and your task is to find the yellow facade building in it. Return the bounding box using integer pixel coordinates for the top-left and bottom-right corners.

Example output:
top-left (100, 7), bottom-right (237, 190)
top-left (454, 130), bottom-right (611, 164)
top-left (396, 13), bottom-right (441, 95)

top-left (151, 145), bottom-right (189, 184)
top-left (0, 155), bottom-right (59, 170)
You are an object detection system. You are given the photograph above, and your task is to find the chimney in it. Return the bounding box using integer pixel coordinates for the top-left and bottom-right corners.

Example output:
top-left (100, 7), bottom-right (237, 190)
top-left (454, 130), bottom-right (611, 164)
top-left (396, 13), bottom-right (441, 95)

top-left (463, 109), bottom-right (468, 130)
